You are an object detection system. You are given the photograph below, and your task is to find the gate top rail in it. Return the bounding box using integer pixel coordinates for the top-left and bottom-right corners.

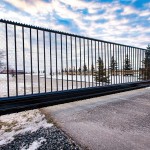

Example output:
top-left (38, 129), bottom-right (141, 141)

top-left (0, 19), bottom-right (146, 50)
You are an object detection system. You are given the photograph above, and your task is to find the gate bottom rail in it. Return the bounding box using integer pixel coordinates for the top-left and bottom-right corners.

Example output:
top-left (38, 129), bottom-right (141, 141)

top-left (0, 80), bottom-right (150, 115)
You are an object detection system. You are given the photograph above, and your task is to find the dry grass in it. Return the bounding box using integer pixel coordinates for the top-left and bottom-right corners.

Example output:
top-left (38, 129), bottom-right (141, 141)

top-left (0, 120), bottom-right (18, 132)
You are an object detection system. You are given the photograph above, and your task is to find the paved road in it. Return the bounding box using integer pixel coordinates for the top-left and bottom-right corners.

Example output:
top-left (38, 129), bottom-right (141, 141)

top-left (41, 87), bottom-right (150, 150)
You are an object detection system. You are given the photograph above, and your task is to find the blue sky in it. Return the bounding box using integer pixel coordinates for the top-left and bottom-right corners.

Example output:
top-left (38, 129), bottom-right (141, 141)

top-left (0, 0), bottom-right (149, 48)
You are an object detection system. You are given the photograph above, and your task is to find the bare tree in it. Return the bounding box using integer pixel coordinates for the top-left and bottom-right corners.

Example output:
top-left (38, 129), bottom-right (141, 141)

top-left (0, 50), bottom-right (4, 70)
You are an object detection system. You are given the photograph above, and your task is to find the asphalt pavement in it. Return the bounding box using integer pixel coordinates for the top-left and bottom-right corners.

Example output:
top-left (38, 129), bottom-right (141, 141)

top-left (41, 87), bottom-right (150, 150)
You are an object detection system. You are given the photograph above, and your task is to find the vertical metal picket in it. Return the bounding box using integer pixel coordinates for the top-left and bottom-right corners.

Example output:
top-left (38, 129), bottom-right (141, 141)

top-left (0, 20), bottom-right (148, 99)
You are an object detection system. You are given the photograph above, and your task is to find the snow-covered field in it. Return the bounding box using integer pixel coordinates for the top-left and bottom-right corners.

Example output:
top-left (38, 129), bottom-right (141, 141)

top-left (0, 73), bottom-right (140, 97)
top-left (0, 109), bottom-right (53, 147)
top-left (37, 73), bottom-right (139, 84)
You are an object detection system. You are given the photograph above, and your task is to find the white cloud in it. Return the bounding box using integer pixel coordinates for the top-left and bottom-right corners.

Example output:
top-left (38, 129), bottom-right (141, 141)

top-left (51, 0), bottom-right (80, 20)
top-left (121, 5), bottom-right (139, 15)
top-left (0, 3), bottom-right (5, 10)
top-left (144, 2), bottom-right (150, 8)
top-left (58, 0), bottom-right (90, 9)
top-left (139, 10), bottom-right (150, 17)
top-left (1, 0), bottom-right (150, 49)
top-left (4, 0), bottom-right (52, 16)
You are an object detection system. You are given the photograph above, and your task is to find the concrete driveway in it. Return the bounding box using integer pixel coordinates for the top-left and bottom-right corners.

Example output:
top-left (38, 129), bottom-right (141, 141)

top-left (41, 87), bottom-right (150, 150)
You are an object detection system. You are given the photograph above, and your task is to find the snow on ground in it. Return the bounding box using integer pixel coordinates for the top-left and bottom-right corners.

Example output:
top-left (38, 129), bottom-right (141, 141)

top-left (21, 137), bottom-right (46, 150)
top-left (146, 86), bottom-right (150, 89)
top-left (0, 109), bottom-right (53, 146)
top-left (41, 74), bottom-right (139, 84)
top-left (0, 73), bottom-right (141, 97)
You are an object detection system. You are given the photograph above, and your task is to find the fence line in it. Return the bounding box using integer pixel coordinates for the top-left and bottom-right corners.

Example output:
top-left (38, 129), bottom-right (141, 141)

top-left (0, 19), bottom-right (149, 98)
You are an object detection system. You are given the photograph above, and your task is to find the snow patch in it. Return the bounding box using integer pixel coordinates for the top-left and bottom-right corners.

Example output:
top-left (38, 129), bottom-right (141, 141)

top-left (0, 109), bottom-right (53, 146)
top-left (21, 137), bottom-right (46, 150)
top-left (146, 86), bottom-right (150, 89)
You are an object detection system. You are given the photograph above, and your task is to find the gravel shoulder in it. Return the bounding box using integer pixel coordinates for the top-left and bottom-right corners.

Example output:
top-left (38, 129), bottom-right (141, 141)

top-left (0, 126), bottom-right (80, 150)
top-left (0, 109), bottom-right (81, 150)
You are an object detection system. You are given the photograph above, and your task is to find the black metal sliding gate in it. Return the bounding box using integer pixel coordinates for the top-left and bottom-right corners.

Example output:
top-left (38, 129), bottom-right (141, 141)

top-left (0, 19), bottom-right (150, 115)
